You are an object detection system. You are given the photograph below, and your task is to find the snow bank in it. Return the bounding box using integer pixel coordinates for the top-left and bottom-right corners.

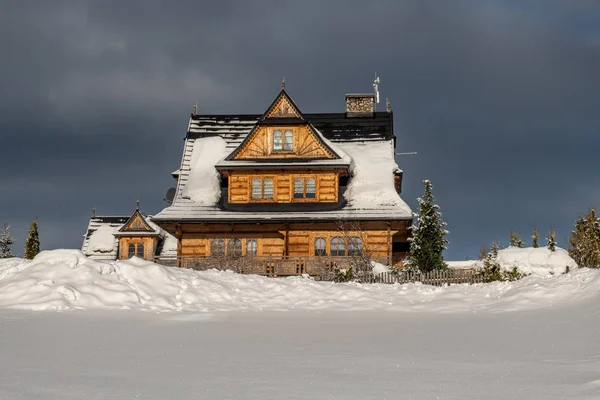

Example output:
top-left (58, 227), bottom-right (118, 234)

top-left (181, 136), bottom-right (229, 204)
top-left (496, 246), bottom-right (577, 276)
top-left (0, 250), bottom-right (598, 313)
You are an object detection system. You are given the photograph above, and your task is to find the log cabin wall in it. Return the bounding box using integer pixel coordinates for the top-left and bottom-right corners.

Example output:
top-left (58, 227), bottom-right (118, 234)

top-left (175, 221), bottom-right (410, 264)
top-left (227, 169), bottom-right (339, 203)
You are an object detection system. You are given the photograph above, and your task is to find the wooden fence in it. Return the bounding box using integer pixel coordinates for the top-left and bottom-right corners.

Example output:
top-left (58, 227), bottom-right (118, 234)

top-left (153, 255), bottom-right (484, 286)
top-left (355, 269), bottom-right (485, 286)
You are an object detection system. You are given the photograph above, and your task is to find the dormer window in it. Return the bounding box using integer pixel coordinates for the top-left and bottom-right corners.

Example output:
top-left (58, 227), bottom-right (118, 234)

top-left (251, 177), bottom-right (274, 200)
top-left (273, 129), bottom-right (294, 152)
top-left (273, 131), bottom-right (282, 151)
top-left (284, 131), bottom-right (294, 150)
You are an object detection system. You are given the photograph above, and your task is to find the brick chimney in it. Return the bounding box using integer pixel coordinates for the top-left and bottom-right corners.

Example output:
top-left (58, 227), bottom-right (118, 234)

top-left (345, 94), bottom-right (375, 117)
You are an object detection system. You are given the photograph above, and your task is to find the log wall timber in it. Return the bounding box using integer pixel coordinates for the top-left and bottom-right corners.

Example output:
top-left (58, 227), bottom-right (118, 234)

top-left (227, 169), bottom-right (340, 203)
top-left (172, 221), bottom-right (411, 264)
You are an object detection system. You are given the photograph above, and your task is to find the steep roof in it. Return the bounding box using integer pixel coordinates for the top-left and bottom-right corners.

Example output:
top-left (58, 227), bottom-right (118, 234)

top-left (153, 89), bottom-right (410, 224)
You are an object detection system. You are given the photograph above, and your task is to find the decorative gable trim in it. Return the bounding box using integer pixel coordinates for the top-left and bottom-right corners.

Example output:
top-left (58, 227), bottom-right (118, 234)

top-left (116, 209), bottom-right (159, 235)
top-left (262, 89), bottom-right (304, 121)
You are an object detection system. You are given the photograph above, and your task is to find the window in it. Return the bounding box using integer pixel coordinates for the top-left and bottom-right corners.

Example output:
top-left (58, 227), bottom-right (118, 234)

top-left (136, 243), bottom-right (145, 257)
top-left (293, 177), bottom-right (317, 200)
top-left (211, 239), bottom-right (225, 256)
top-left (331, 237), bottom-right (346, 256)
top-left (306, 178), bottom-right (316, 198)
top-left (273, 131), bottom-right (282, 151)
top-left (263, 178), bottom-right (274, 199)
top-left (348, 237), bottom-right (362, 256)
top-left (246, 239), bottom-right (257, 256)
top-left (128, 244), bottom-right (136, 258)
top-left (252, 178), bottom-right (275, 200)
top-left (228, 238), bottom-right (242, 257)
top-left (252, 178), bottom-right (262, 199)
top-left (294, 178), bottom-right (304, 199)
top-left (315, 237), bottom-right (326, 256)
top-left (284, 131), bottom-right (294, 150)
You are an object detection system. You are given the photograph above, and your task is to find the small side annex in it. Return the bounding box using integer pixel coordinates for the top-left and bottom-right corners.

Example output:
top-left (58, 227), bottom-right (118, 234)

top-left (81, 205), bottom-right (176, 261)
top-left (151, 86), bottom-right (413, 267)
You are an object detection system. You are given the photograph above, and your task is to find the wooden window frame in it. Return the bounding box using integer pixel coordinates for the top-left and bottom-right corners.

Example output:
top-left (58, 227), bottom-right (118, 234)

top-left (330, 236), bottom-right (346, 257)
top-left (291, 176), bottom-right (318, 202)
top-left (314, 237), bottom-right (327, 256)
top-left (249, 176), bottom-right (276, 202)
top-left (128, 243), bottom-right (136, 258)
top-left (272, 128), bottom-right (295, 154)
top-left (283, 130), bottom-right (294, 151)
top-left (136, 243), bottom-right (145, 258)
top-left (246, 239), bottom-right (258, 257)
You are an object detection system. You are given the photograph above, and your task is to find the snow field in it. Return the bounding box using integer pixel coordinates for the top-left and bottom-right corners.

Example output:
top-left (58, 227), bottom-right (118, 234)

top-left (0, 249), bottom-right (597, 312)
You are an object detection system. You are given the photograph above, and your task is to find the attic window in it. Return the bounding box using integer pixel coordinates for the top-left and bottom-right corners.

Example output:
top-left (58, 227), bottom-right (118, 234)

top-left (273, 131), bottom-right (282, 151)
top-left (284, 131), bottom-right (294, 150)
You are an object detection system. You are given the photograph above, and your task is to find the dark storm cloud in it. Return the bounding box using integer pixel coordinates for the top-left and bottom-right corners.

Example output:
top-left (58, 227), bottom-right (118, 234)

top-left (1, 0), bottom-right (599, 258)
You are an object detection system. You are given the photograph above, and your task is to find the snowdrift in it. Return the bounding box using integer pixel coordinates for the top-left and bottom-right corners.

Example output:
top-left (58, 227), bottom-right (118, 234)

top-left (0, 249), bottom-right (598, 313)
top-left (447, 247), bottom-right (578, 276)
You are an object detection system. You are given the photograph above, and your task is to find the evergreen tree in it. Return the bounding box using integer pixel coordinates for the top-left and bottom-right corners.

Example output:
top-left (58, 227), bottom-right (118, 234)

top-left (509, 231), bottom-right (524, 248)
top-left (406, 180), bottom-right (448, 272)
top-left (569, 209), bottom-right (600, 268)
top-left (0, 222), bottom-right (15, 258)
top-left (24, 219), bottom-right (40, 260)
top-left (531, 228), bottom-right (539, 248)
top-left (547, 229), bottom-right (557, 252)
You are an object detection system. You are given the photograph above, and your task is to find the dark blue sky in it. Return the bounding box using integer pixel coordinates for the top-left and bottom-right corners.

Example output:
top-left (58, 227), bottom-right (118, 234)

top-left (1, 0), bottom-right (599, 260)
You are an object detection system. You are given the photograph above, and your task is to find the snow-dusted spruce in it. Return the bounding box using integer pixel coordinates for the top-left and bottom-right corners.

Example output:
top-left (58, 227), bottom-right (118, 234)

top-left (547, 229), bottom-right (557, 253)
top-left (24, 220), bottom-right (40, 260)
top-left (569, 208), bottom-right (600, 268)
top-left (509, 231), bottom-right (524, 248)
top-left (531, 228), bottom-right (539, 248)
top-left (0, 222), bottom-right (15, 258)
top-left (405, 180), bottom-right (448, 272)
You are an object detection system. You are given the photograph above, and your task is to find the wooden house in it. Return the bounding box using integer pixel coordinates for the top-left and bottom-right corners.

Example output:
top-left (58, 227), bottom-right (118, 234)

top-left (151, 85), bottom-right (413, 268)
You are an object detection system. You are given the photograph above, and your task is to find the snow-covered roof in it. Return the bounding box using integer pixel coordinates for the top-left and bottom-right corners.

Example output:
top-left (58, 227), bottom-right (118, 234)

top-left (153, 113), bottom-right (412, 223)
top-left (82, 215), bottom-right (177, 260)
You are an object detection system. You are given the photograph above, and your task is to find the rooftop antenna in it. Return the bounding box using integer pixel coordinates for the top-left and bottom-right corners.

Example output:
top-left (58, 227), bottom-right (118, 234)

top-left (373, 74), bottom-right (380, 110)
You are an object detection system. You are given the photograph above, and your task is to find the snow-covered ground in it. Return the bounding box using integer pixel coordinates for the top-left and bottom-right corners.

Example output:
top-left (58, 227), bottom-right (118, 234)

top-left (0, 250), bottom-right (599, 399)
top-left (0, 249), bottom-right (595, 312)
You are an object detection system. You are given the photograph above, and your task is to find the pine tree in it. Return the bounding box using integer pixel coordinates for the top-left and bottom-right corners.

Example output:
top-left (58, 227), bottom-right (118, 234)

top-left (24, 219), bottom-right (40, 260)
top-left (531, 228), bottom-right (539, 248)
top-left (547, 229), bottom-right (557, 252)
top-left (0, 222), bottom-right (15, 258)
top-left (509, 231), bottom-right (524, 248)
top-left (406, 180), bottom-right (448, 272)
top-left (569, 209), bottom-right (600, 268)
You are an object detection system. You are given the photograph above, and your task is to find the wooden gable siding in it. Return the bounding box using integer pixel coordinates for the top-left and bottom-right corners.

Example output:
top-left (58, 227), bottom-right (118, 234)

top-left (265, 94), bottom-right (302, 119)
top-left (121, 212), bottom-right (154, 232)
top-left (233, 125), bottom-right (335, 160)
top-left (227, 169), bottom-right (339, 203)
